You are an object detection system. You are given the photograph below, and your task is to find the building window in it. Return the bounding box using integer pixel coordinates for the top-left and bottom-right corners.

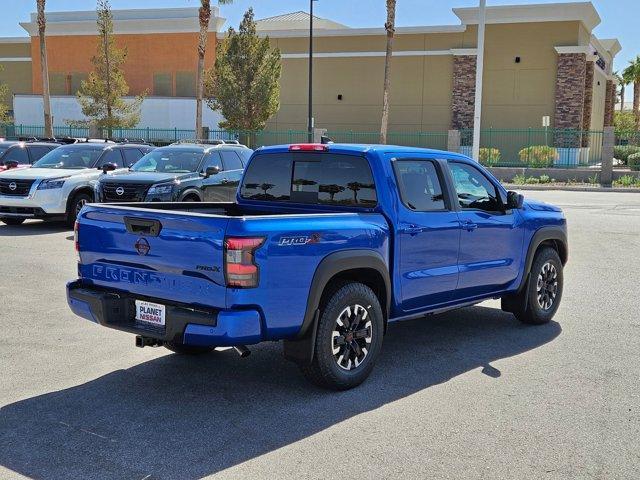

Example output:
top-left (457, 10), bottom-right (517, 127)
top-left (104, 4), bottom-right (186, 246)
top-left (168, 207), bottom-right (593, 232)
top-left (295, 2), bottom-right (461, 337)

top-left (50, 73), bottom-right (66, 95)
top-left (153, 73), bottom-right (173, 97)
top-left (70, 73), bottom-right (88, 94)
top-left (175, 71), bottom-right (196, 97)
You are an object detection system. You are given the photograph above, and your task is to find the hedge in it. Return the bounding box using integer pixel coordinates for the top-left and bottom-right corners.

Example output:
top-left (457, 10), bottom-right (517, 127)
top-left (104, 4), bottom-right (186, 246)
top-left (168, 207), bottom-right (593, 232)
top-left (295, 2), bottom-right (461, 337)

top-left (518, 145), bottom-right (558, 168)
top-left (628, 152), bottom-right (640, 171)
top-left (478, 148), bottom-right (501, 166)
top-left (613, 145), bottom-right (640, 165)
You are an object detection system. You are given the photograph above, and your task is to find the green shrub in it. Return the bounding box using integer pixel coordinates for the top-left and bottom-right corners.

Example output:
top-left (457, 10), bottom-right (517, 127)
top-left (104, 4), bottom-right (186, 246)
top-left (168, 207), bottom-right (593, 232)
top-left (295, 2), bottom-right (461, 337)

top-left (526, 176), bottom-right (540, 184)
top-left (539, 174), bottom-right (551, 184)
top-left (518, 145), bottom-right (558, 168)
top-left (627, 152), bottom-right (640, 171)
top-left (613, 175), bottom-right (637, 187)
top-left (613, 146), bottom-right (640, 165)
top-left (512, 174), bottom-right (526, 184)
top-left (478, 148), bottom-right (501, 166)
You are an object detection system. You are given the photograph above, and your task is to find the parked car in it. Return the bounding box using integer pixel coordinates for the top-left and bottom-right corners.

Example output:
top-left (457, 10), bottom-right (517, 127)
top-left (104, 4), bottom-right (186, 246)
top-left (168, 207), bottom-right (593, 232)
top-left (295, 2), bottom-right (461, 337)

top-left (67, 143), bottom-right (568, 390)
top-left (96, 143), bottom-right (253, 204)
top-left (0, 142), bottom-right (154, 226)
top-left (0, 141), bottom-right (60, 172)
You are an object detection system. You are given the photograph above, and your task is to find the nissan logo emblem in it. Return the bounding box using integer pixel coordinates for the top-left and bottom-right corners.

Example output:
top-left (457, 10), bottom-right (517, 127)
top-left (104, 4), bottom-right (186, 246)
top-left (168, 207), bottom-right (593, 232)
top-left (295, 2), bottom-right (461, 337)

top-left (8, 182), bottom-right (17, 191)
top-left (115, 186), bottom-right (125, 196)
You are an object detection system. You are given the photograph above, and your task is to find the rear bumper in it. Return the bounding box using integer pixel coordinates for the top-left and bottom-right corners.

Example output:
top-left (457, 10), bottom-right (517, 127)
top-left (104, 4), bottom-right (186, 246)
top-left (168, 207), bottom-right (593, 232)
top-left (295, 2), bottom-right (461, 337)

top-left (66, 280), bottom-right (263, 347)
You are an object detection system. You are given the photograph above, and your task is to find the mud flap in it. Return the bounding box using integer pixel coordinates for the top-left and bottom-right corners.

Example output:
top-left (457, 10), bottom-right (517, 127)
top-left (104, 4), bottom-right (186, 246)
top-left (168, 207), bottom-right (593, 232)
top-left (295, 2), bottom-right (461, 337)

top-left (282, 309), bottom-right (319, 366)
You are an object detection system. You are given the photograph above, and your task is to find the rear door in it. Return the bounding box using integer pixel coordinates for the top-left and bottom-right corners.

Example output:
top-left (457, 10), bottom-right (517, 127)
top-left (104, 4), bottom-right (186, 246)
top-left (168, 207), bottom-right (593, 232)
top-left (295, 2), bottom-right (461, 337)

top-left (219, 150), bottom-right (244, 201)
top-left (393, 158), bottom-right (461, 311)
top-left (446, 161), bottom-right (524, 298)
top-left (77, 205), bottom-right (229, 308)
top-left (201, 152), bottom-right (228, 202)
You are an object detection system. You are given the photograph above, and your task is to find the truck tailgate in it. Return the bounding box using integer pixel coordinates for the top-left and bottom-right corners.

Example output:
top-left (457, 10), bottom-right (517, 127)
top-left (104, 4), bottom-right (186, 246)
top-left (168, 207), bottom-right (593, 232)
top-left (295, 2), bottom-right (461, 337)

top-left (77, 205), bottom-right (229, 309)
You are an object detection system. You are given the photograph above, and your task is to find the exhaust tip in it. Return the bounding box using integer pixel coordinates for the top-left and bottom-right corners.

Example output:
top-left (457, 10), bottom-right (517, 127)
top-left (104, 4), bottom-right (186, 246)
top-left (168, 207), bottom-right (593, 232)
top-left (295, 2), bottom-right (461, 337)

top-left (135, 335), bottom-right (144, 348)
top-left (233, 346), bottom-right (251, 358)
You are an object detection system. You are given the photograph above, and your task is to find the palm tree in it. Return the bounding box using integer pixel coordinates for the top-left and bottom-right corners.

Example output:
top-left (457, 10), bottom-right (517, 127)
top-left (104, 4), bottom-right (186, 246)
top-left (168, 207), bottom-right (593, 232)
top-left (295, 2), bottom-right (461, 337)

top-left (623, 56), bottom-right (640, 130)
top-left (37, 0), bottom-right (53, 138)
top-left (196, 0), bottom-right (232, 140)
top-left (615, 71), bottom-right (626, 112)
top-left (379, 0), bottom-right (396, 144)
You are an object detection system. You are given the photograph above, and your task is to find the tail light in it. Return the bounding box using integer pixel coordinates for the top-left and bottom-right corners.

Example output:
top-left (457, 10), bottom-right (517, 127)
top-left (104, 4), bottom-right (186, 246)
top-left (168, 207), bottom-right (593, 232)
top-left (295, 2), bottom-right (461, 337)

top-left (224, 237), bottom-right (265, 288)
top-left (289, 144), bottom-right (328, 152)
top-left (74, 221), bottom-right (80, 261)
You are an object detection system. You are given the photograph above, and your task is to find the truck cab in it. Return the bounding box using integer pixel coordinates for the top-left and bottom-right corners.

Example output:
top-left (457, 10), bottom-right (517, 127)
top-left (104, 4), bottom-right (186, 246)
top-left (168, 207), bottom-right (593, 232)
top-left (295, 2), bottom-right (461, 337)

top-left (67, 143), bottom-right (567, 390)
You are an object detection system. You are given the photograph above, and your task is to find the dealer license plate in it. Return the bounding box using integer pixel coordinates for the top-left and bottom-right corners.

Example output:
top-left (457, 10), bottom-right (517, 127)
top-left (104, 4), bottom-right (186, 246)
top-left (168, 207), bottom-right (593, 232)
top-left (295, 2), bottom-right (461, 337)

top-left (135, 300), bottom-right (166, 327)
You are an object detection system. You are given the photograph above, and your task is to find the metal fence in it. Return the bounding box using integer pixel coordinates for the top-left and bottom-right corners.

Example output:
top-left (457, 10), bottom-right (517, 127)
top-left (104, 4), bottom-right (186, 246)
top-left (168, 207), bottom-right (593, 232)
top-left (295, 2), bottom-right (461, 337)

top-left (0, 123), bottom-right (623, 169)
top-left (460, 128), bottom-right (605, 169)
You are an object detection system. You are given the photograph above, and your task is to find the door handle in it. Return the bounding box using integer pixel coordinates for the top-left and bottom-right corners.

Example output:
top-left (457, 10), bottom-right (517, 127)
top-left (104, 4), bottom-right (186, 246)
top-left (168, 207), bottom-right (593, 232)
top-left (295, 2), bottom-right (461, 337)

top-left (463, 221), bottom-right (478, 232)
top-left (220, 178), bottom-right (230, 184)
top-left (400, 224), bottom-right (425, 236)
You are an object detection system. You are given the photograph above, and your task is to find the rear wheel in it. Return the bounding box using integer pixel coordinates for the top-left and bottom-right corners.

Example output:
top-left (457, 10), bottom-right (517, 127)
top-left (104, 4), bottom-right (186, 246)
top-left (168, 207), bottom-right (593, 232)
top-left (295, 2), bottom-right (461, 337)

top-left (1, 218), bottom-right (26, 226)
top-left (164, 341), bottom-right (215, 355)
top-left (507, 247), bottom-right (563, 325)
top-left (67, 192), bottom-right (92, 226)
top-left (301, 282), bottom-right (384, 390)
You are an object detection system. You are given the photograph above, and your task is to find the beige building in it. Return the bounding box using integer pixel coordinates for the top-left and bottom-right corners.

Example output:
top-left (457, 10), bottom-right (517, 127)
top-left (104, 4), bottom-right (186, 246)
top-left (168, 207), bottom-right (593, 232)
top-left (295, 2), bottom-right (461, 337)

top-left (254, 3), bottom-right (620, 134)
top-left (0, 38), bottom-right (32, 117)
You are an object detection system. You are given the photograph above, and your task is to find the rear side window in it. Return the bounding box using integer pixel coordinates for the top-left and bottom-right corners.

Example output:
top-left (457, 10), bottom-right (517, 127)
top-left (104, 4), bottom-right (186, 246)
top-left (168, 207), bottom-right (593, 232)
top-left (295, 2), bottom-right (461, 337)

top-left (220, 150), bottom-right (243, 170)
top-left (393, 160), bottom-right (447, 211)
top-left (241, 153), bottom-right (376, 207)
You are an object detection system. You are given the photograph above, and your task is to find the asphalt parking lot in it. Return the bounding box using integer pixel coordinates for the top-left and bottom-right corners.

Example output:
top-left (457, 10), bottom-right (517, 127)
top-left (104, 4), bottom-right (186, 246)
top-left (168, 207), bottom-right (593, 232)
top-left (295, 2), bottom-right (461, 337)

top-left (0, 190), bottom-right (639, 480)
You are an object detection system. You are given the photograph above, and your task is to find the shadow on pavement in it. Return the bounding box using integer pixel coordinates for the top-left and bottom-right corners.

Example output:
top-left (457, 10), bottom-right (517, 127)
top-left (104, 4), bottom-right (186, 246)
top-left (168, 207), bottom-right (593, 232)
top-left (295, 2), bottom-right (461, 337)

top-left (0, 220), bottom-right (70, 237)
top-left (0, 306), bottom-right (561, 479)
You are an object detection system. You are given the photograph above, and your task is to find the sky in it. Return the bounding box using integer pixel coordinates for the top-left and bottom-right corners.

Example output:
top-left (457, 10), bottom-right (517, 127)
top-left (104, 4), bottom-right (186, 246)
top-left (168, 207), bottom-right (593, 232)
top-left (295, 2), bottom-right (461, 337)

top-left (2, 1), bottom-right (638, 99)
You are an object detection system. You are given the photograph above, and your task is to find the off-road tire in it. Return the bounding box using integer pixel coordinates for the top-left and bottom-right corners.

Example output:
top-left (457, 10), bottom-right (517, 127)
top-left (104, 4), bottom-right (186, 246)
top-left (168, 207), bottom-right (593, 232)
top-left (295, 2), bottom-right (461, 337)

top-left (301, 282), bottom-right (384, 390)
top-left (512, 247), bottom-right (563, 325)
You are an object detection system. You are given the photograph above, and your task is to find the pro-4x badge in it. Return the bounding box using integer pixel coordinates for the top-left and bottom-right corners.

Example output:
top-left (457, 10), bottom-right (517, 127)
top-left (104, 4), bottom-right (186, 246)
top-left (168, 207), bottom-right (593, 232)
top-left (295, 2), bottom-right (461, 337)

top-left (278, 233), bottom-right (321, 246)
top-left (135, 237), bottom-right (150, 256)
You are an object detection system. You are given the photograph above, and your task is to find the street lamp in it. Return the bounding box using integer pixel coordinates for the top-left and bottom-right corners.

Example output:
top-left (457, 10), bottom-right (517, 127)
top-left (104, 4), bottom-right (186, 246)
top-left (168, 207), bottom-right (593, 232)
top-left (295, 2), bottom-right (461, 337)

top-left (308, 0), bottom-right (317, 142)
top-left (472, 0), bottom-right (487, 162)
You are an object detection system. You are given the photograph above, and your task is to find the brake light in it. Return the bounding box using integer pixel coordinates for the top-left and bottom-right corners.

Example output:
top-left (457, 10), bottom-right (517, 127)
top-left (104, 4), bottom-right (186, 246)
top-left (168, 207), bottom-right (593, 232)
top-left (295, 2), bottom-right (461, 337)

top-left (289, 144), bottom-right (328, 152)
top-left (74, 221), bottom-right (80, 260)
top-left (224, 237), bottom-right (265, 288)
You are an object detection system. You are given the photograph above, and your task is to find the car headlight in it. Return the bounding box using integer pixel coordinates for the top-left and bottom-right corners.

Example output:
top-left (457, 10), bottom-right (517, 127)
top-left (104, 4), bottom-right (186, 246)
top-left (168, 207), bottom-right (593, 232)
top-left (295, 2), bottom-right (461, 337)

top-left (37, 177), bottom-right (69, 190)
top-left (147, 184), bottom-right (174, 195)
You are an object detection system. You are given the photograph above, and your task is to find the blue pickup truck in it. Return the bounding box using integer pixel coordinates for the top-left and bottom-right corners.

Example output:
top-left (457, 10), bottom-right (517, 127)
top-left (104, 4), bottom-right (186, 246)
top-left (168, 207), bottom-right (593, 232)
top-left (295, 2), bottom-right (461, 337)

top-left (67, 143), bottom-right (567, 390)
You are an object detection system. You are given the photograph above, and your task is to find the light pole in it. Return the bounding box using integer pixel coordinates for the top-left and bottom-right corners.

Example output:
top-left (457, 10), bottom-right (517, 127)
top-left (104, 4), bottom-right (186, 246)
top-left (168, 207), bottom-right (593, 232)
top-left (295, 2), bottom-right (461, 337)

top-left (472, 0), bottom-right (487, 162)
top-left (308, 0), bottom-right (317, 142)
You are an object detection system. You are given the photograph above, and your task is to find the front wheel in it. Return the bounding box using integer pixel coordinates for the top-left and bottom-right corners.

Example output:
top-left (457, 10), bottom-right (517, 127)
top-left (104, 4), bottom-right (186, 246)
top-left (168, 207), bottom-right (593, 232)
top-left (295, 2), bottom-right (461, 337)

top-left (67, 192), bottom-right (92, 226)
top-left (509, 247), bottom-right (564, 325)
top-left (1, 218), bottom-right (26, 226)
top-left (301, 282), bottom-right (384, 390)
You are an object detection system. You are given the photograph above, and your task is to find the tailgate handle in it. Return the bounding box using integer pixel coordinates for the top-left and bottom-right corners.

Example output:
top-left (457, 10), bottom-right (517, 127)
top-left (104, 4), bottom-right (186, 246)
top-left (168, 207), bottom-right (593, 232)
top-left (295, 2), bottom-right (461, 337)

top-left (124, 217), bottom-right (162, 237)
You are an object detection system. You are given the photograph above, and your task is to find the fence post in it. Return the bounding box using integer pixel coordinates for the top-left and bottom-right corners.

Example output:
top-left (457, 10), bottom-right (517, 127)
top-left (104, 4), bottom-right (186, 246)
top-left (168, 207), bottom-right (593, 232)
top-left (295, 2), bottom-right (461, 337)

top-left (447, 130), bottom-right (461, 153)
top-left (601, 127), bottom-right (614, 187)
top-left (313, 128), bottom-right (327, 143)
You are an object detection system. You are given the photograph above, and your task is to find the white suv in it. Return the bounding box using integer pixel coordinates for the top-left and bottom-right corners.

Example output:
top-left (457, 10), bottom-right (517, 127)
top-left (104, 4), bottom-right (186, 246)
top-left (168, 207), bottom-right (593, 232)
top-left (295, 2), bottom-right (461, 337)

top-left (0, 142), bottom-right (153, 226)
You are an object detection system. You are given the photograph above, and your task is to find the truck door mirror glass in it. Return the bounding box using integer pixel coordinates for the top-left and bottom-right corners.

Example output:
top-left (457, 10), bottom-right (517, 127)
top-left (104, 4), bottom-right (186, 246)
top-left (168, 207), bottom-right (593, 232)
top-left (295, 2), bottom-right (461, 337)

top-left (101, 162), bottom-right (118, 173)
top-left (205, 166), bottom-right (221, 178)
top-left (4, 160), bottom-right (19, 170)
top-left (506, 191), bottom-right (524, 209)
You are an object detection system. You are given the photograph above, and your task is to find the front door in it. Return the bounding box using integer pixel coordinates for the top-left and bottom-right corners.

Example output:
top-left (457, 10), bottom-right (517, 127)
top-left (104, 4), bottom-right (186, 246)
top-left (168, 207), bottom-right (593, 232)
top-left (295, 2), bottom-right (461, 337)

top-left (394, 159), bottom-right (461, 312)
top-left (447, 161), bottom-right (524, 299)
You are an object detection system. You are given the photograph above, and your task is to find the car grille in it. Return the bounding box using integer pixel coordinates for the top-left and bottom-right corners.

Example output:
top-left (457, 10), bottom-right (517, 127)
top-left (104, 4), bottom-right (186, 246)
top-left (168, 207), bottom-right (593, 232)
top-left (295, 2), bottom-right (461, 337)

top-left (0, 179), bottom-right (36, 197)
top-left (102, 183), bottom-right (150, 202)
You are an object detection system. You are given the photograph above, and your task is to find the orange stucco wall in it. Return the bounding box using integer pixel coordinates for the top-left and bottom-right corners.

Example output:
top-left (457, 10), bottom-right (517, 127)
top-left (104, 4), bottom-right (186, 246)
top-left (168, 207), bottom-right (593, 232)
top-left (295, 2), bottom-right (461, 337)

top-left (30, 32), bottom-right (217, 95)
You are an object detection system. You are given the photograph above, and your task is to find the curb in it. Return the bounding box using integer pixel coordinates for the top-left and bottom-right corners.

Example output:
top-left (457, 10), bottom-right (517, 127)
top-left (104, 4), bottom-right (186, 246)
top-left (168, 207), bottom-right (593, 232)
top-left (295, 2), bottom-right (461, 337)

top-left (503, 184), bottom-right (640, 193)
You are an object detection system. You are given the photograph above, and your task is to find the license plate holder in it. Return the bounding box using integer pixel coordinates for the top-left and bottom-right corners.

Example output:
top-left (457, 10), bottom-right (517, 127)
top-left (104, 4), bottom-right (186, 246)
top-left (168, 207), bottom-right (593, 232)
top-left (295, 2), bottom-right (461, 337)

top-left (135, 300), bottom-right (166, 327)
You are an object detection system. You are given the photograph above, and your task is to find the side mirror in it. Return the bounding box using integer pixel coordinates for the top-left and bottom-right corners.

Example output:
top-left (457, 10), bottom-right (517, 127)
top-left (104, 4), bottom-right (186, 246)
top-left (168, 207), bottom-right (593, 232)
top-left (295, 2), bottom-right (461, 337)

top-left (204, 166), bottom-right (221, 178)
top-left (5, 160), bottom-right (19, 170)
top-left (506, 191), bottom-right (524, 210)
top-left (101, 162), bottom-right (118, 174)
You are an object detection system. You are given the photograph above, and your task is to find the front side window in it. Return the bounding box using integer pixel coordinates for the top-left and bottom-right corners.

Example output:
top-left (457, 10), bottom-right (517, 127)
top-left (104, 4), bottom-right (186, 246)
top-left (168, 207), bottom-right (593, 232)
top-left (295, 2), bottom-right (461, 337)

top-left (393, 160), bottom-right (446, 211)
top-left (202, 152), bottom-right (223, 171)
top-left (220, 150), bottom-right (243, 171)
top-left (123, 149), bottom-right (144, 167)
top-left (0, 146), bottom-right (29, 166)
top-left (32, 146), bottom-right (103, 169)
top-left (241, 153), bottom-right (376, 207)
top-left (449, 162), bottom-right (502, 213)
top-left (98, 149), bottom-right (124, 168)
top-left (29, 146), bottom-right (55, 163)
top-left (130, 149), bottom-right (205, 173)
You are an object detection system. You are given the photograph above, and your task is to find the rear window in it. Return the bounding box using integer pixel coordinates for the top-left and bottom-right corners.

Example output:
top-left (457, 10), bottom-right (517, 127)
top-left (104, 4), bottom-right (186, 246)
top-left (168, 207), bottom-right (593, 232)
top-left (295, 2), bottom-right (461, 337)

top-left (240, 152), bottom-right (377, 207)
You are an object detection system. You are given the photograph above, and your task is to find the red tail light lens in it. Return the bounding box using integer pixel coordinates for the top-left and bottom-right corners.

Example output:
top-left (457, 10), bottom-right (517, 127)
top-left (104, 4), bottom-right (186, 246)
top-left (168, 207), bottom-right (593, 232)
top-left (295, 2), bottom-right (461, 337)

top-left (224, 237), bottom-right (265, 288)
top-left (74, 221), bottom-right (80, 260)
